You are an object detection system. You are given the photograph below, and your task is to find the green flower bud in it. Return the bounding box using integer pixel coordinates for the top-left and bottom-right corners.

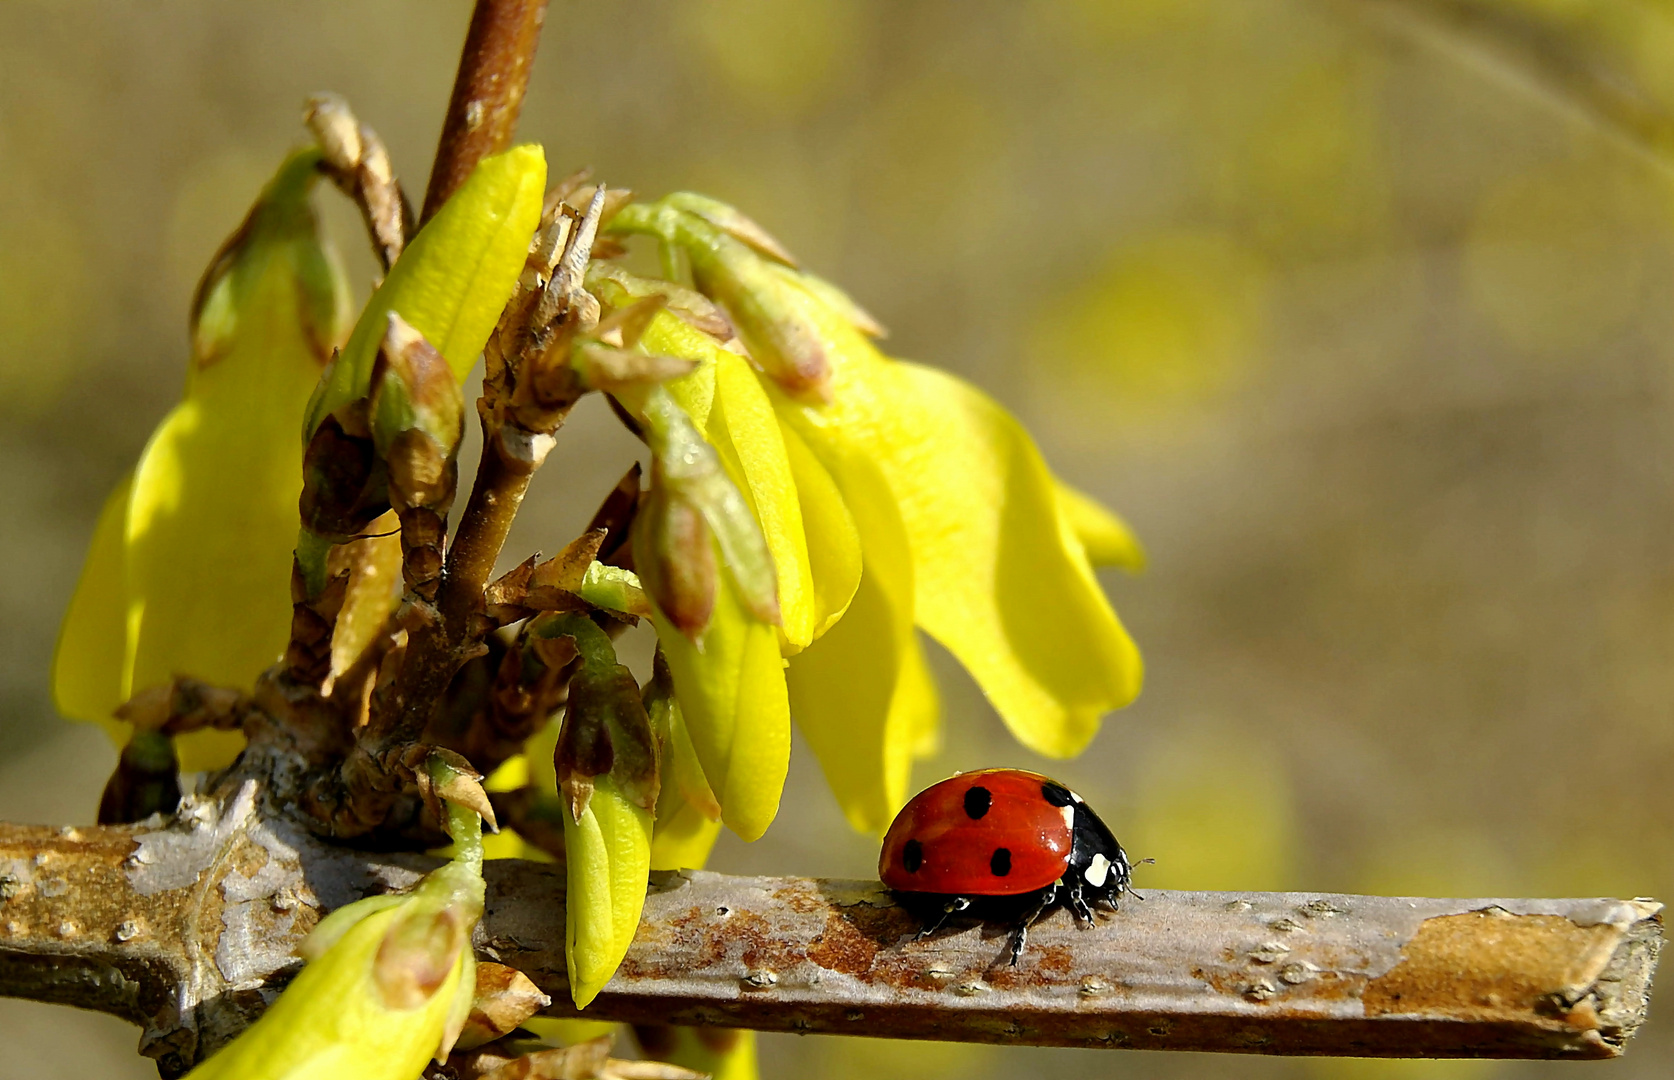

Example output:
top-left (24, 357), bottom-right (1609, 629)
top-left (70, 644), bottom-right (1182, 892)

top-left (632, 477), bottom-right (718, 637)
top-left (522, 613), bottom-right (658, 1010)
top-left (535, 612), bottom-right (659, 817)
top-left (303, 145), bottom-right (546, 440)
top-left (296, 144), bottom-right (545, 590)
top-left (369, 312), bottom-right (464, 514)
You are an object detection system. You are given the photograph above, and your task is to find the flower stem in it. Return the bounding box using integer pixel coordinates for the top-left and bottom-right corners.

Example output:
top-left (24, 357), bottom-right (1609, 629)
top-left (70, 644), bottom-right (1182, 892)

top-left (421, 0), bottom-right (551, 225)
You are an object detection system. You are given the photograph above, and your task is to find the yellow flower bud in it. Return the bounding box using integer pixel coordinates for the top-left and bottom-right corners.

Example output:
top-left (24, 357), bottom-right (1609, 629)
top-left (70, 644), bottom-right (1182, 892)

top-left (563, 772), bottom-right (653, 1009)
top-left (185, 804), bottom-right (486, 1079)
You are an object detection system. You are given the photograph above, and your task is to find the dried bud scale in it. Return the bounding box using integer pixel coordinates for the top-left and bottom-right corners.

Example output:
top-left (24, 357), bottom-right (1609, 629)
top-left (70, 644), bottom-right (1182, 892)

top-left (305, 93), bottom-right (411, 271)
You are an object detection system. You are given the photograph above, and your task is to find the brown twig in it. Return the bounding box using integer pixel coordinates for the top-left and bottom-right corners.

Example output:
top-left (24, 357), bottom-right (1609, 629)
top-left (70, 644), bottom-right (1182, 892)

top-left (421, 0), bottom-right (551, 224)
top-left (1, 800), bottom-right (1661, 1068)
top-left (1350, 0), bottom-right (1674, 174)
top-left (373, 192), bottom-right (604, 749)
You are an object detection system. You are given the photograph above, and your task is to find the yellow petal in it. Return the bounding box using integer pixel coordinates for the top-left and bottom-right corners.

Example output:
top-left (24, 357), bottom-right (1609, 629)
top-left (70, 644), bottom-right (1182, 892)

top-left (52, 471), bottom-right (132, 744)
top-left (59, 152), bottom-right (349, 771)
top-left (658, 677), bottom-right (722, 822)
top-left (564, 774), bottom-right (653, 1009)
top-left (1054, 478), bottom-right (1146, 572)
top-left (658, 1028), bottom-right (759, 1080)
top-left (787, 568), bottom-right (937, 834)
top-left (635, 199), bottom-right (1141, 761)
top-left (889, 362), bottom-right (1142, 757)
top-left (638, 308), bottom-right (857, 652)
top-left (130, 195), bottom-right (353, 768)
top-left (707, 351), bottom-right (817, 648)
top-left (124, 390), bottom-right (309, 768)
top-left (520, 1017), bottom-right (621, 1047)
top-left (639, 310), bottom-right (721, 428)
top-left (649, 788), bottom-right (724, 871)
top-left (653, 580), bottom-right (790, 842)
top-left (779, 423), bottom-right (861, 643)
top-left (777, 422), bottom-right (927, 831)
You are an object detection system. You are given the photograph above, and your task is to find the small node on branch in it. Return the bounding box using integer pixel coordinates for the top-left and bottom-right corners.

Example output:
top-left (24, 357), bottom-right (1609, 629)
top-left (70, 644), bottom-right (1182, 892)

top-left (371, 312), bottom-right (466, 606)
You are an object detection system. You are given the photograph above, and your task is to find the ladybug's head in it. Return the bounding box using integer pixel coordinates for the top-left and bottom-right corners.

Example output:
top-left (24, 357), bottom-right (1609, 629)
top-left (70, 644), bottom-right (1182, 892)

top-left (1064, 797), bottom-right (1134, 906)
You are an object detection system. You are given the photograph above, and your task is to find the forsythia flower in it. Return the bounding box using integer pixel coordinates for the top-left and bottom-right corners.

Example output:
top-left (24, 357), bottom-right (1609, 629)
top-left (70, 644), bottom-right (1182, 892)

top-left (53, 149), bottom-right (349, 771)
top-left (650, 1027), bottom-right (759, 1080)
top-left (610, 195), bottom-right (1144, 834)
top-left (611, 334), bottom-right (793, 844)
top-left (54, 145), bottom-right (546, 769)
top-left (185, 766), bottom-right (487, 1080)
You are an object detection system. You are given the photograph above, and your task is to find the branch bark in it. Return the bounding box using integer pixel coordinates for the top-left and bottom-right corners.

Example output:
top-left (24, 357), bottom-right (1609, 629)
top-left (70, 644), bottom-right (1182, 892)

top-left (421, 0), bottom-right (550, 224)
top-left (0, 798), bottom-right (1661, 1070)
top-left (488, 863), bottom-right (1663, 1059)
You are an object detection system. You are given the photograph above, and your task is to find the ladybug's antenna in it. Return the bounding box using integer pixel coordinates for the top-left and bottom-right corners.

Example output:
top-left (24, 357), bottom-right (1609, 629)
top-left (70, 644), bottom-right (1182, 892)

top-left (1127, 857), bottom-right (1157, 901)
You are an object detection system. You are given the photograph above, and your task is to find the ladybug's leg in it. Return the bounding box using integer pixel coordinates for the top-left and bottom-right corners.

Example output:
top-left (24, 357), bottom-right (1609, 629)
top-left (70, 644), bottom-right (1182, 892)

top-left (917, 896), bottom-right (972, 940)
top-left (1006, 883), bottom-right (1058, 966)
top-left (1067, 878), bottom-right (1096, 924)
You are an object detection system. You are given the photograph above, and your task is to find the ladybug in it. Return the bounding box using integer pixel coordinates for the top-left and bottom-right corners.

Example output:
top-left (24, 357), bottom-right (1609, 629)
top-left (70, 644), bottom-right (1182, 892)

top-left (879, 769), bottom-right (1139, 964)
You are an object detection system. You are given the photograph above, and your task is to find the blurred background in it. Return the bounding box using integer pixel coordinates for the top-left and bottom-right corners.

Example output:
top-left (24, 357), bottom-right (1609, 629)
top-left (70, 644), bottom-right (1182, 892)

top-left (0, 0), bottom-right (1669, 1077)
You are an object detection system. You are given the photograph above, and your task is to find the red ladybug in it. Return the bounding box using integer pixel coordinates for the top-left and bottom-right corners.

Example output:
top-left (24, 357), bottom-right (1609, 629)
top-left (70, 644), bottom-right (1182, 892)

top-left (879, 768), bottom-right (1138, 963)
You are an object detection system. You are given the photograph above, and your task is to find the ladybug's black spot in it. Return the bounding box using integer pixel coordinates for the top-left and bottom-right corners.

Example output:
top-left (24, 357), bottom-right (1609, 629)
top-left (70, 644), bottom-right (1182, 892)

top-left (990, 847), bottom-right (1012, 877)
top-left (902, 838), bottom-right (924, 873)
top-left (1041, 782), bottom-right (1074, 807)
top-left (963, 786), bottom-right (992, 819)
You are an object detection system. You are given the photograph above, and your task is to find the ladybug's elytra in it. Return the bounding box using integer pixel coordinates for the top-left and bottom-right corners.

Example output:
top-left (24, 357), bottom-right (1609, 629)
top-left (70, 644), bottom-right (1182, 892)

top-left (879, 769), bottom-right (1138, 963)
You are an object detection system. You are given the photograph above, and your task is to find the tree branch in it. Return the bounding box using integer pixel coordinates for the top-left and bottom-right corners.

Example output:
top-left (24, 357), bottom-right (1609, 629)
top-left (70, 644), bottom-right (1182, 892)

top-left (488, 863), bottom-right (1663, 1059)
top-left (0, 798), bottom-right (1662, 1070)
top-left (421, 0), bottom-right (550, 224)
top-left (0, 783), bottom-right (433, 1077)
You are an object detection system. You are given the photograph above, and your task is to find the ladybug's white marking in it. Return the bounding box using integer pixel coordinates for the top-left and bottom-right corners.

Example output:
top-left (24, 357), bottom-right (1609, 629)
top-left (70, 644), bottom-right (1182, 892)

top-left (1059, 805), bottom-right (1076, 830)
top-left (1085, 852), bottom-right (1113, 888)
top-left (1069, 790), bottom-right (1084, 804)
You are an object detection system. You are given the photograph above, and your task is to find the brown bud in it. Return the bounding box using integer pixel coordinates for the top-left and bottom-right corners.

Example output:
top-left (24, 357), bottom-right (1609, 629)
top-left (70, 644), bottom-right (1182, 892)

top-left (97, 732), bottom-right (180, 825)
top-left (573, 342), bottom-right (698, 392)
top-left (299, 409), bottom-right (387, 539)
